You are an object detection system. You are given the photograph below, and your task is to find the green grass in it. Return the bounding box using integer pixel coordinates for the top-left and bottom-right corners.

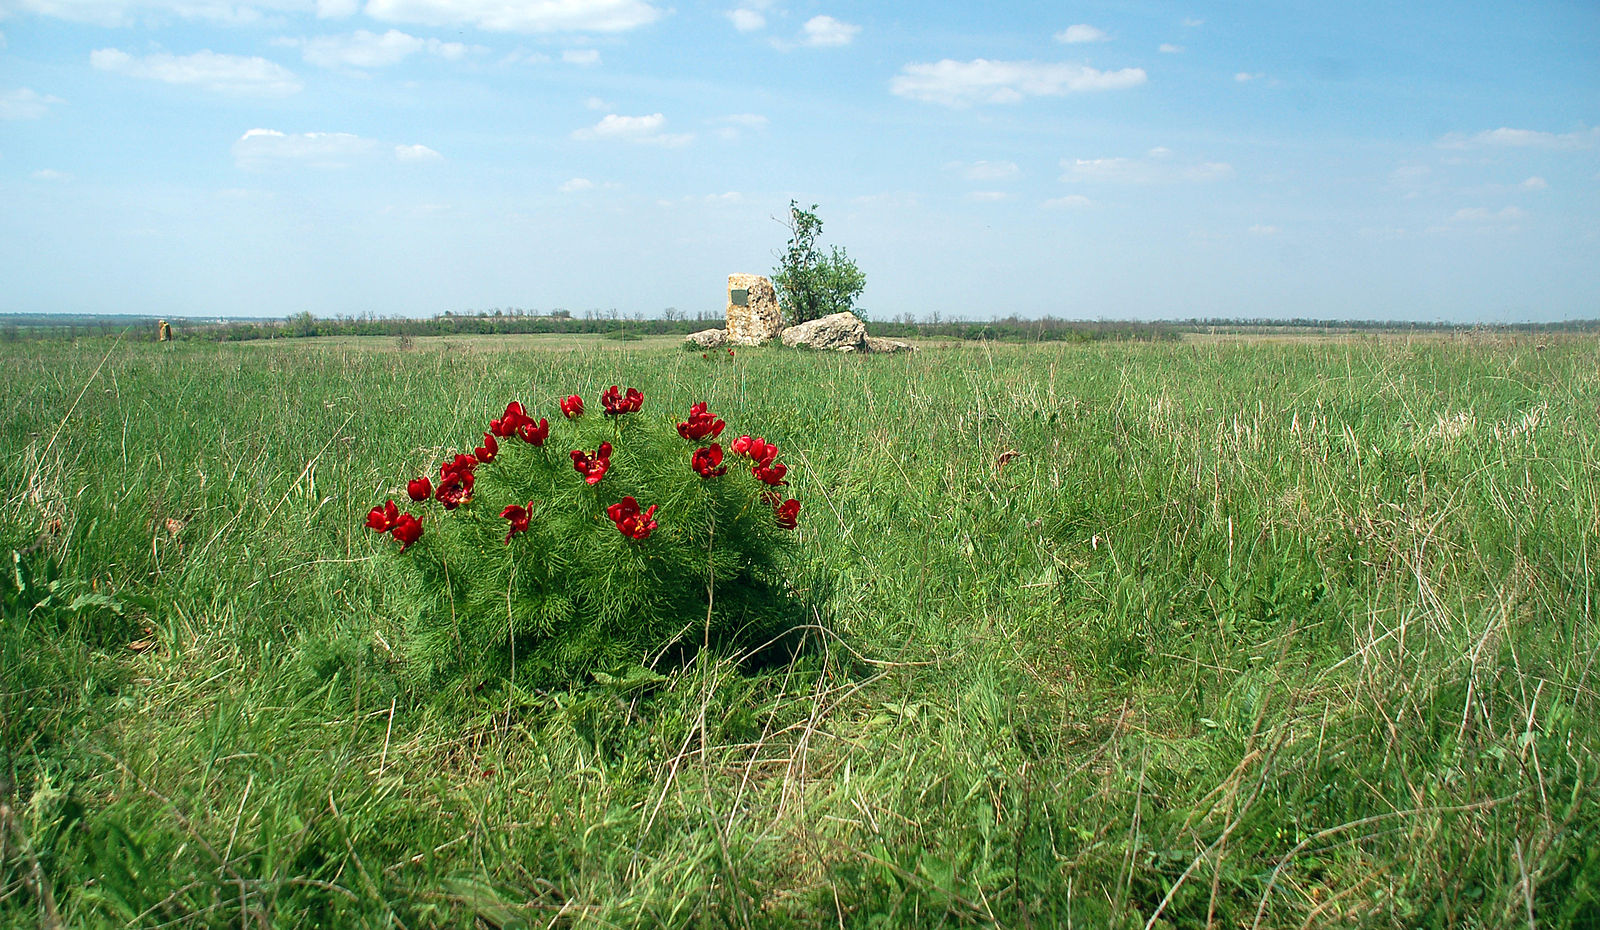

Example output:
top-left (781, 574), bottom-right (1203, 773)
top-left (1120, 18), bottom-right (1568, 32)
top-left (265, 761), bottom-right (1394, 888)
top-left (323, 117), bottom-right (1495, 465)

top-left (3, 331), bottom-right (1597, 928)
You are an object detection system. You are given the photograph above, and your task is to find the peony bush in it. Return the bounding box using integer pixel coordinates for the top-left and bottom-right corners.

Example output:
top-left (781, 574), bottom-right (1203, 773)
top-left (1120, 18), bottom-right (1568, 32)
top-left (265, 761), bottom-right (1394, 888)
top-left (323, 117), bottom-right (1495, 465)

top-left (365, 387), bottom-right (804, 691)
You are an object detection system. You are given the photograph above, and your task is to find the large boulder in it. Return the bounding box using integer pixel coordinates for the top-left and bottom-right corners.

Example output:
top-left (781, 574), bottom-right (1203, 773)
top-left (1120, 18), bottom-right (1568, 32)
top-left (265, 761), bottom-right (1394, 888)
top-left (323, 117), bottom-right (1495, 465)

top-left (865, 336), bottom-right (916, 354)
top-left (684, 328), bottom-right (727, 349)
top-left (781, 312), bottom-right (867, 351)
top-left (725, 274), bottom-right (785, 346)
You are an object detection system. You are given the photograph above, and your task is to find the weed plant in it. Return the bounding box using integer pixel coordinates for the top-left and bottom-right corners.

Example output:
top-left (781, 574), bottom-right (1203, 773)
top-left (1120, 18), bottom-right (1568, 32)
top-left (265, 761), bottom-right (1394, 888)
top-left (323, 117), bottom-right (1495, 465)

top-left (1, 332), bottom-right (1596, 927)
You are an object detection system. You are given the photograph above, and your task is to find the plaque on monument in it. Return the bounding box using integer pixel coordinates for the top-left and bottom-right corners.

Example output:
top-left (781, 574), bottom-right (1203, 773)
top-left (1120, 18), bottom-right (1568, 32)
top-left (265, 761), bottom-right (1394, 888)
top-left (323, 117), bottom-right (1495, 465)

top-left (730, 289), bottom-right (749, 306)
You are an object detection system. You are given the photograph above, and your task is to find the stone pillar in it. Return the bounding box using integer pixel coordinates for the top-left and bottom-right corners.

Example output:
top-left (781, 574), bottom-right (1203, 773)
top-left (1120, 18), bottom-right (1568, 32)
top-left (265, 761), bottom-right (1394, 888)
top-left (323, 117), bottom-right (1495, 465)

top-left (725, 274), bottom-right (784, 346)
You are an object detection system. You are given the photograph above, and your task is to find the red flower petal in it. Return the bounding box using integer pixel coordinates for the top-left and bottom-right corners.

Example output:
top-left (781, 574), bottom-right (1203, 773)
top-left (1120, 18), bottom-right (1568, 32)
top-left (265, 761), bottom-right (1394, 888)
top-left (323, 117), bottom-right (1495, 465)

top-left (391, 513), bottom-right (423, 549)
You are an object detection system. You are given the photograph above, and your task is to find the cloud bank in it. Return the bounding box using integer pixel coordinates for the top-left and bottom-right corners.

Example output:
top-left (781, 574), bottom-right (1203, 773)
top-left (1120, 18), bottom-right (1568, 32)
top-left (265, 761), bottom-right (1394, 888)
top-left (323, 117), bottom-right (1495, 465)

top-left (91, 48), bottom-right (302, 95)
top-left (891, 59), bottom-right (1146, 107)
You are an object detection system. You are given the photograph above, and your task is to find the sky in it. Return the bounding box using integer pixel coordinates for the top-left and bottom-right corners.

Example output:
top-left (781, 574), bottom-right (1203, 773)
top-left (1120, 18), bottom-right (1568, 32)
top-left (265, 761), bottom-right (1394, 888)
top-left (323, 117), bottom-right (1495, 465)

top-left (2, 0), bottom-right (1598, 322)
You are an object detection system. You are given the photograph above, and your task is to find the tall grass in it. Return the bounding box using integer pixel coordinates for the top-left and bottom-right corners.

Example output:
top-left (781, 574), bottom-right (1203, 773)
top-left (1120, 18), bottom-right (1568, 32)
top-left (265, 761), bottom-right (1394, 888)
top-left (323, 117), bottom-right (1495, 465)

top-left (2, 332), bottom-right (1596, 927)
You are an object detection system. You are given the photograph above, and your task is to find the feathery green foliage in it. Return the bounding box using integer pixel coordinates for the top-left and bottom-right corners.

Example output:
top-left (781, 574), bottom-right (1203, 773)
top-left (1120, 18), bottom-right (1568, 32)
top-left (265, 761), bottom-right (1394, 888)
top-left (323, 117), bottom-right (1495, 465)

top-left (375, 395), bottom-right (804, 694)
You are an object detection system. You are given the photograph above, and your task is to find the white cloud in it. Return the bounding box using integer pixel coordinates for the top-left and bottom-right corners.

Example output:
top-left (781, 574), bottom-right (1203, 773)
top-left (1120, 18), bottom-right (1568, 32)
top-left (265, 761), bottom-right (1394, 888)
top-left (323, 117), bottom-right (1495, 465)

top-left (277, 29), bottom-right (479, 68)
top-left (1043, 194), bottom-right (1092, 209)
top-left (945, 159), bottom-right (1020, 181)
top-left (234, 128), bottom-right (439, 169)
top-left (966, 191), bottom-right (1008, 202)
top-left (30, 169), bottom-right (72, 181)
top-left (1158, 43), bottom-right (1182, 53)
top-left (713, 112), bottom-right (768, 138)
top-left (233, 129), bottom-right (377, 168)
top-left (282, 29), bottom-right (420, 67)
top-left (1389, 164), bottom-right (1430, 185)
top-left (654, 191), bottom-right (745, 208)
top-left (1248, 224), bottom-right (1279, 235)
top-left (0, 30), bottom-right (7, 48)
top-left (559, 177), bottom-right (595, 192)
top-left (1055, 24), bottom-right (1108, 43)
top-left (363, 0), bottom-right (662, 33)
top-left (801, 15), bottom-right (858, 47)
top-left (578, 111), bottom-right (660, 135)
top-left (0, 88), bottom-right (65, 119)
top-left (1521, 176), bottom-right (1547, 190)
top-left (562, 48), bottom-right (600, 64)
top-left (1061, 153), bottom-right (1233, 184)
top-left (13, 0), bottom-right (313, 28)
top-left (584, 95), bottom-right (611, 109)
top-left (1234, 71), bottom-right (1263, 83)
top-left (395, 143), bottom-right (442, 161)
top-left (891, 59), bottom-right (1146, 107)
top-left (1183, 17), bottom-right (1204, 27)
top-left (572, 112), bottom-right (693, 146)
top-left (502, 49), bottom-right (550, 64)
top-left (1438, 127), bottom-right (1600, 150)
top-left (718, 112), bottom-right (768, 129)
top-left (91, 48), bottom-right (302, 96)
top-left (727, 7), bottom-right (763, 31)
top-left (317, 0), bottom-right (358, 16)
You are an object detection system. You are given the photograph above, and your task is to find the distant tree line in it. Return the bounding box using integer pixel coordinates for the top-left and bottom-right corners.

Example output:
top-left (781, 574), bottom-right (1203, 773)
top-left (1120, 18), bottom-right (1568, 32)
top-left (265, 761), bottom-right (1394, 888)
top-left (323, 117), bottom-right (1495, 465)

top-left (1, 311), bottom-right (1596, 345)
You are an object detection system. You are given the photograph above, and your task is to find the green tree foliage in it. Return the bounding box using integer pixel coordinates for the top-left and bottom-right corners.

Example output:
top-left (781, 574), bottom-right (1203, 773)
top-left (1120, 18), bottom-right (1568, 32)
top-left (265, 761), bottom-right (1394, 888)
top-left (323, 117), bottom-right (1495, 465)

top-left (771, 201), bottom-right (866, 326)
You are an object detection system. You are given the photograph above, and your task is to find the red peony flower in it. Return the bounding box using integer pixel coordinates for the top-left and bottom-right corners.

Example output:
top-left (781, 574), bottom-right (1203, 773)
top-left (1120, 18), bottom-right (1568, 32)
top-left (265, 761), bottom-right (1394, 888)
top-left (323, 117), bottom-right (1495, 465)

top-left (390, 512), bottom-right (423, 549)
top-left (436, 471), bottom-right (474, 509)
top-left (366, 499), bottom-right (400, 532)
top-left (569, 440), bottom-right (612, 484)
top-left (439, 453), bottom-right (477, 480)
top-left (730, 435), bottom-right (778, 467)
top-left (560, 394), bottom-right (584, 419)
top-left (676, 402), bottom-right (726, 441)
top-left (774, 498), bottom-right (800, 530)
top-left (517, 417), bottom-right (549, 446)
top-left (500, 501), bottom-right (533, 542)
top-left (406, 477), bottom-right (432, 502)
top-left (690, 443), bottom-right (728, 478)
top-left (752, 460), bottom-right (788, 486)
top-left (600, 385), bottom-right (644, 416)
top-left (489, 401), bottom-right (531, 438)
top-left (606, 496), bottom-right (658, 540)
top-left (475, 432), bottom-right (499, 464)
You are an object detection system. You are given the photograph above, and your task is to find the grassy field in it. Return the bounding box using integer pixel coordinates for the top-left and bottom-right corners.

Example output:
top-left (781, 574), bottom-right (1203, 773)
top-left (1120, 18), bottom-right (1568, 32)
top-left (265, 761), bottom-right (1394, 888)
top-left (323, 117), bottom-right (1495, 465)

top-left (2, 332), bottom-right (1597, 928)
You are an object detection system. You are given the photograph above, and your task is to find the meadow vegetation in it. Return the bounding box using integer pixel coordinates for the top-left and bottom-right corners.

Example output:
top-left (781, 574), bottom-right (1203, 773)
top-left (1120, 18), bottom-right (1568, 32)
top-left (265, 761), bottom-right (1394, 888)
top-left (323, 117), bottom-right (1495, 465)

top-left (2, 331), bottom-right (1597, 927)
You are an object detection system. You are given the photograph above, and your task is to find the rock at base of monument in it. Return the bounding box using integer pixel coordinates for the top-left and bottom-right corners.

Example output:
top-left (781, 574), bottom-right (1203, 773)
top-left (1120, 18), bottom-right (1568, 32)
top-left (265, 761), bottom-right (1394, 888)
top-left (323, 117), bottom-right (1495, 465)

top-left (780, 312), bottom-right (867, 351)
top-left (865, 337), bottom-right (916, 354)
top-left (684, 329), bottom-right (728, 349)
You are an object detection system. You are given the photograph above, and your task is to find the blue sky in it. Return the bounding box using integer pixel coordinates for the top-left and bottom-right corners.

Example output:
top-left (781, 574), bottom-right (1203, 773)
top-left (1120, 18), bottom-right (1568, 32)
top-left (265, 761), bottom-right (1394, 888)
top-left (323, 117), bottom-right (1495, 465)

top-left (2, 0), bottom-right (1597, 322)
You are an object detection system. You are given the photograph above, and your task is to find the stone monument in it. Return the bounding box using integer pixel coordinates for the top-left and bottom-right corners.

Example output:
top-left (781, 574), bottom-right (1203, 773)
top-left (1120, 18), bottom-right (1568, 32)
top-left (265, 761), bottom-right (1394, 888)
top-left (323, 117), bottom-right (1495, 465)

top-left (724, 274), bottom-right (785, 346)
